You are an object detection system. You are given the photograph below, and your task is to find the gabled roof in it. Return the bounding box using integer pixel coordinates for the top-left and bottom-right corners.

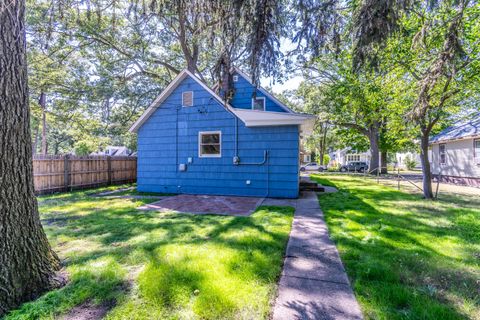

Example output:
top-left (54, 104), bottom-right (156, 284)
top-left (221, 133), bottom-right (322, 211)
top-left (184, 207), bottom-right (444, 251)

top-left (430, 114), bottom-right (480, 144)
top-left (231, 67), bottom-right (295, 113)
top-left (129, 70), bottom-right (227, 133)
top-left (129, 69), bottom-right (315, 134)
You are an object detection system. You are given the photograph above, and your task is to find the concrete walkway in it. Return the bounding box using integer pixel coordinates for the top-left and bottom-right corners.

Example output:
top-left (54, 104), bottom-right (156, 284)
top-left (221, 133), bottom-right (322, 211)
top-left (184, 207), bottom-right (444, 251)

top-left (266, 191), bottom-right (363, 320)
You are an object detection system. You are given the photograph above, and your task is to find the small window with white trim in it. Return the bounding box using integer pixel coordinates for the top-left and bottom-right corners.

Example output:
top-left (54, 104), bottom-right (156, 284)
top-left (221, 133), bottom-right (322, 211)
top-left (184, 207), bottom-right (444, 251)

top-left (252, 96), bottom-right (265, 111)
top-left (199, 131), bottom-right (221, 158)
top-left (439, 143), bottom-right (446, 165)
top-left (474, 139), bottom-right (480, 163)
top-left (233, 75), bottom-right (238, 82)
top-left (182, 91), bottom-right (193, 107)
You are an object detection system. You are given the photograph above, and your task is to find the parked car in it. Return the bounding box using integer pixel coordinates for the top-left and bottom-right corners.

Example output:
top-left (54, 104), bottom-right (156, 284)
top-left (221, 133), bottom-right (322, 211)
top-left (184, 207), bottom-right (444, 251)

top-left (300, 162), bottom-right (327, 172)
top-left (340, 161), bottom-right (369, 173)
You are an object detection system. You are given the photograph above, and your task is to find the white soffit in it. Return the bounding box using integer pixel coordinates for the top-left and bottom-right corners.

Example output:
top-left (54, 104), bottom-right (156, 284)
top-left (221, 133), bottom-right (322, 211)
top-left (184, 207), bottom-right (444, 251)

top-left (231, 109), bottom-right (315, 134)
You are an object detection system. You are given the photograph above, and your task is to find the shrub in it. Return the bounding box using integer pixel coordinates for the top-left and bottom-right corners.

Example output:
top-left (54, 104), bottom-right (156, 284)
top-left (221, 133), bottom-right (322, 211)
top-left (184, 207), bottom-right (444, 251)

top-left (403, 155), bottom-right (417, 170)
top-left (327, 163), bottom-right (341, 172)
top-left (323, 154), bottom-right (330, 166)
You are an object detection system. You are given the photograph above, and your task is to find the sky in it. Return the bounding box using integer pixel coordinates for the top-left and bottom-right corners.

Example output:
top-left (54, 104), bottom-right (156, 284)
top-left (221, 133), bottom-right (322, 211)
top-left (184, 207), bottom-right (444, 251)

top-left (259, 38), bottom-right (306, 94)
top-left (261, 75), bottom-right (304, 94)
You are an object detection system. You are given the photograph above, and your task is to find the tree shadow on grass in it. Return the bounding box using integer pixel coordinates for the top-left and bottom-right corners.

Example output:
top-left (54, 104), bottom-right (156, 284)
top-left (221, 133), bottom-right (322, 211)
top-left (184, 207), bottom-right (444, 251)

top-left (18, 199), bottom-right (294, 320)
top-left (312, 176), bottom-right (480, 320)
top-left (4, 258), bottom-right (128, 320)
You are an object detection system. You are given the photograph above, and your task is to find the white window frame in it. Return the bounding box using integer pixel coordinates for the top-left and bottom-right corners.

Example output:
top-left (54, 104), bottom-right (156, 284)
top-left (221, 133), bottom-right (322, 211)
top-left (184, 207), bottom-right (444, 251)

top-left (439, 143), bottom-right (447, 165)
top-left (474, 139), bottom-right (480, 164)
top-left (233, 75), bottom-right (239, 82)
top-left (182, 91), bottom-right (194, 107)
top-left (198, 131), bottom-right (222, 158)
top-left (251, 96), bottom-right (266, 111)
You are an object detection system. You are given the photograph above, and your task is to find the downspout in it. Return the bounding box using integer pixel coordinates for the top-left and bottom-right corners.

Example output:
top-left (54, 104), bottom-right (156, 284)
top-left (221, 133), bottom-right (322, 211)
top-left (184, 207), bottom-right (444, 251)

top-left (235, 117), bottom-right (238, 158)
top-left (226, 93), bottom-right (269, 196)
top-left (176, 106), bottom-right (179, 173)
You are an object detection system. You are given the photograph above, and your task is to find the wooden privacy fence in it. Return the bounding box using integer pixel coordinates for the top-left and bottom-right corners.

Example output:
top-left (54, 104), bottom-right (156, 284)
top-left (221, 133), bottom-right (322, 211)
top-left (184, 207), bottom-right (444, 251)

top-left (33, 155), bottom-right (137, 194)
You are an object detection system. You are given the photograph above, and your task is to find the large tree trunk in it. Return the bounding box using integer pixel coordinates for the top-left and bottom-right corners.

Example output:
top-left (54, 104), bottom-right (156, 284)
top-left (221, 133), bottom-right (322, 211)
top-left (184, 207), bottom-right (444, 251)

top-left (39, 91), bottom-right (47, 155)
top-left (319, 146), bottom-right (325, 165)
top-left (319, 123), bottom-right (328, 166)
top-left (0, 0), bottom-right (60, 316)
top-left (380, 150), bottom-right (388, 174)
top-left (420, 130), bottom-right (434, 199)
top-left (368, 125), bottom-right (380, 175)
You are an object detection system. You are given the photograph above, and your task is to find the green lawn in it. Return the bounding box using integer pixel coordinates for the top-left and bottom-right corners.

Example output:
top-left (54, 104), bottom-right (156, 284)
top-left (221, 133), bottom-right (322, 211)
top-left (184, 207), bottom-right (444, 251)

top-left (311, 174), bottom-right (480, 320)
top-left (6, 186), bottom-right (294, 320)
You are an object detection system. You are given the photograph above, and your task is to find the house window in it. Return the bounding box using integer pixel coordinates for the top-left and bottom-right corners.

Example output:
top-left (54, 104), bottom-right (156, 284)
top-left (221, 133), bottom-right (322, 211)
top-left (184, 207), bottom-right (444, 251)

top-left (475, 139), bottom-right (480, 163)
top-left (439, 143), bottom-right (446, 165)
top-left (199, 131), bottom-right (221, 158)
top-left (347, 154), bottom-right (360, 162)
top-left (182, 91), bottom-right (193, 107)
top-left (233, 75), bottom-right (238, 82)
top-left (252, 97), bottom-right (266, 111)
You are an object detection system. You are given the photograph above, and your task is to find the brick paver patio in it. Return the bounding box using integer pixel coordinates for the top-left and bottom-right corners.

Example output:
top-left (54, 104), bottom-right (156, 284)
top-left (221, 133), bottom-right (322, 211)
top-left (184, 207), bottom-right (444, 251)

top-left (138, 194), bottom-right (264, 216)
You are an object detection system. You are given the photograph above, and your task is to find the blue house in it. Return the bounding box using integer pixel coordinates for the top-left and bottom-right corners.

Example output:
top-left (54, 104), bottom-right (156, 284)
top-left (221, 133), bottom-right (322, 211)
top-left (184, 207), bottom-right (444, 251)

top-left (129, 68), bottom-right (314, 198)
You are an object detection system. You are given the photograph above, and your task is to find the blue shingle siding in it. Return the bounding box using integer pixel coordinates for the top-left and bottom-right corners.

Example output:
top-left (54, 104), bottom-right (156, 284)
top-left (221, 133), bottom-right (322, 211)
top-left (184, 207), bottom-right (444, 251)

top-left (137, 76), bottom-right (300, 198)
top-left (229, 72), bottom-right (288, 112)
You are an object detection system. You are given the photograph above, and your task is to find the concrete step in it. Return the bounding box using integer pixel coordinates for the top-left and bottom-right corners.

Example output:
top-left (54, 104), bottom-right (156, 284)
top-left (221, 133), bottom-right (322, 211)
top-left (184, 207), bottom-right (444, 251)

top-left (301, 186), bottom-right (325, 192)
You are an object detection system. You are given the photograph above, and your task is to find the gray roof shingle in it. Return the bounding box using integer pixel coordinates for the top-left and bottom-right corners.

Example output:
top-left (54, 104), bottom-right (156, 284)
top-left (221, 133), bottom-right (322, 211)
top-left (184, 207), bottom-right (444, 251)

top-left (430, 114), bottom-right (480, 143)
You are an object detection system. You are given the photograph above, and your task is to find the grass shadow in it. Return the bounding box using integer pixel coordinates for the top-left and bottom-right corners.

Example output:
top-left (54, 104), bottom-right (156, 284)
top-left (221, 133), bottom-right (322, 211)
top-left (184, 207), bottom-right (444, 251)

top-left (311, 174), bottom-right (479, 320)
top-left (8, 188), bottom-right (295, 320)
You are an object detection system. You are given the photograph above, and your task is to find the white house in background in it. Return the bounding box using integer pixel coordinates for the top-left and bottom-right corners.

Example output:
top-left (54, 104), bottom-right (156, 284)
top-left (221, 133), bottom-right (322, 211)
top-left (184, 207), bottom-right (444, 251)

top-left (329, 147), bottom-right (422, 170)
top-left (90, 146), bottom-right (134, 157)
top-left (299, 146), bottom-right (313, 164)
top-left (329, 148), bottom-right (371, 166)
top-left (395, 151), bottom-right (422, 169)
top-left (300, 152), bottom-right (312, 163)
top-left (429, 114), bottom-right (480, 187)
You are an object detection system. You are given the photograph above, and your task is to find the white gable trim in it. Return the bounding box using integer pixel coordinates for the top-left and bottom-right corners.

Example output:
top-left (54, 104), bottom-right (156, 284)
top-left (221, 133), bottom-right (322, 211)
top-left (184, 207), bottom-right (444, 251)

top-left (129, 71), bottom-right (187, 132)
top-left (129, 70), bottom-right (237, 133)
top-left (129, 68), bottom-right (314, 134)
top-left (232, 67), bottom-right (295, 114)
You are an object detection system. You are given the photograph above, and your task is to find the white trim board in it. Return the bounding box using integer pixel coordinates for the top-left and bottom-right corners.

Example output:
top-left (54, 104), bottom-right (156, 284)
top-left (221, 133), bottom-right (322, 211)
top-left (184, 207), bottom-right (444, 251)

top-left (198, 131), bottom-right (222, 158)
top-left (251, 96), bottom-right (266, 111)
top-left (129, 70), bottom-right (236, 133)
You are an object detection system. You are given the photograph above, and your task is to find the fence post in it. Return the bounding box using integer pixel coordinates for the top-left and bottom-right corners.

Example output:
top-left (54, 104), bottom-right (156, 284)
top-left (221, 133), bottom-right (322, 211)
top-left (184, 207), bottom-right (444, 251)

top-left (107, 156), bottom-right (112, 185)
top-left (397, 168), bottom-right (400, 190)
top-left (434, 171), bottom-right (441, 199)
top-left (64, 154), bottom-right (70, 191)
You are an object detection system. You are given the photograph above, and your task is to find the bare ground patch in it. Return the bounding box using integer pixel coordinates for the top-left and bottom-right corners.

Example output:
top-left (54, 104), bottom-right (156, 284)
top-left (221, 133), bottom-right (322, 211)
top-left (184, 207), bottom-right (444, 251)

top-left (61, 300), bottom-right (115, 320)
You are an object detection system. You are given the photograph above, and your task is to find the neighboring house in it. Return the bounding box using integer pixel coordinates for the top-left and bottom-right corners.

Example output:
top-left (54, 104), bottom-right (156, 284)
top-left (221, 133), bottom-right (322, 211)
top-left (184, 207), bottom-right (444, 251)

top-left (129, 68), bottom-right (314, 198)
top-left (299, 147), bottom-right (313, 164)
top-left (91, 146), bottom-right (134, 157)
top-left (329, 148), bottom-right (371, 167)
top-left (330, 147), bottom-right (422, 170)
top-left (430, 115), bottom-right (480, 187)
top-left (302, 153), bottom-right (312, 163)
top-left (395, 151), bottom-right (422, 169)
